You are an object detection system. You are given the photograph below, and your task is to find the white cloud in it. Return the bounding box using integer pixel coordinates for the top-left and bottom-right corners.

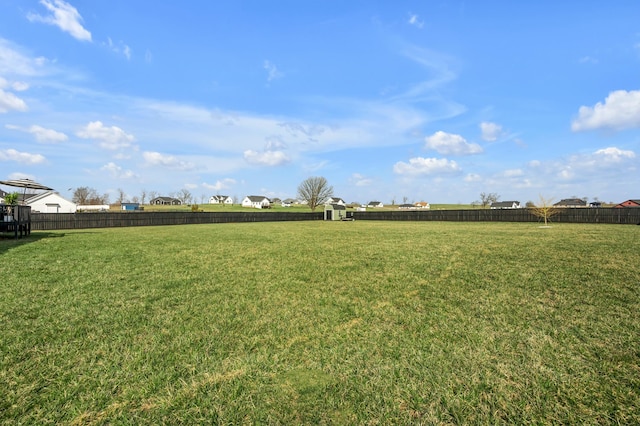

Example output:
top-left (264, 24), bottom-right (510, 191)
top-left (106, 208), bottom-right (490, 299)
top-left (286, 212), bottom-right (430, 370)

top-left (408, 13), bottom-right (424, 28)
top-left (105, 38), bottom-right (132, 60)
top-left (143, 151), bottom-right (195, 170)
top-left (202, 178), bottom-right (236, 191)
top-left (30, 125), bottom-right (68, 142)
top-left (480, 121), bottom-right (503, 142)
top-left (425, 131), bottom-right (483, 155)
top-left (77, 121), bottom-right (135, 150)
top-left (5, 124), bottom-right (68, 142)
top-left (393, 157), bottom-right (461, 176)
top-left (0, 148), bottom-right (46, 164)
top-left (502, 168), bottom-right (524, 177)
top-left (244, 149), bottom-right (290, 166)
top-left (0, 39), bottom-right (49, 77)
top-left (351, 173), bottom-right (373, 187)
top-left (101, 162), bottom-right (136, 179)
top-left (263, 60), bottom-right (283, 83)
top-left (27, 0), bottom-right (92, 42)
top-left (12, 81), bottom-right (29, 91)
top-left (572, 90), bottom-right (640, 131)
top-left (522, 146), bottom-right (637, 186)
top-left (0, 89), bottom-right (28, 113)
top-left (593, 147), bottom-right (635, 162)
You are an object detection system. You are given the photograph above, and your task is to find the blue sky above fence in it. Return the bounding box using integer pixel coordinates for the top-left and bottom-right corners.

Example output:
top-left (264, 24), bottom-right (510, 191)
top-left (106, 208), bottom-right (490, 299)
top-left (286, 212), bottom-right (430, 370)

top-left (0, 1), bottom-right (639, 204)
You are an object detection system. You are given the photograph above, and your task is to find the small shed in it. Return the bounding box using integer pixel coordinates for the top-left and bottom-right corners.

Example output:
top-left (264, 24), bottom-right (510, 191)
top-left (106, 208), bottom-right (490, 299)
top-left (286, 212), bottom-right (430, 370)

top-left (121, 202), bottom-right (141, 211)
top-left (324, 203), bottom-right (347, 221)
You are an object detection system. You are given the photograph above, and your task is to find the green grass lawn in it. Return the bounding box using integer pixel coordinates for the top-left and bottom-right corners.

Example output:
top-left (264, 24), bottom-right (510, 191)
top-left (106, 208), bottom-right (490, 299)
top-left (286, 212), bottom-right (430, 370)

top-left (1, 221), bottom-right (639, 424)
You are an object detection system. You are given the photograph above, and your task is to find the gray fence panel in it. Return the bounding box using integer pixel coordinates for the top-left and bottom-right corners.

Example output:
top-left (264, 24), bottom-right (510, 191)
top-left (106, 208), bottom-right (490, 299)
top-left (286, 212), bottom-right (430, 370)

top-left (29, 208), bottom-right (640, 231)
top-left (31, 211), bottom-right (323, 230)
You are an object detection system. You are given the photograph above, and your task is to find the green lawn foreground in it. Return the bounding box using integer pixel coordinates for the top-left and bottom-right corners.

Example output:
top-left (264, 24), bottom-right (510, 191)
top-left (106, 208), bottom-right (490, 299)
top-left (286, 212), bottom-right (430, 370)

top-left (1, 221), bottom-right (638, 424)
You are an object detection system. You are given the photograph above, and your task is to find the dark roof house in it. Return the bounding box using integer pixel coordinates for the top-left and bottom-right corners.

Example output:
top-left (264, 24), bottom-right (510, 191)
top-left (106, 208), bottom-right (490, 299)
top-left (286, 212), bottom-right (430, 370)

top-left (490, 201), bottom-right (521, 209)
top-left (150, 197), bottom-right (182, 205)
top-left (554, 198), bottom-right (587, 207)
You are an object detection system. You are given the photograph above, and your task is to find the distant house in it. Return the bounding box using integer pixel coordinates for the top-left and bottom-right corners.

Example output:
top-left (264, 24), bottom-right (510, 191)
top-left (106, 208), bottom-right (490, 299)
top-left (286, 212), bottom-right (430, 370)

top-left (242, 195), bottom-right (270, 209)
top-left (398, 204), bottom-right (416, 210)
top-left (326, 197), bottom-right (346, 206)
top-left (150, 197), bottom-right (182, 205)
top-left (368, 201), bottom-right (384, 208)
top-left (209, 195), bottom-right (233, 205)
top-left (491, 201), bottom-right (521, 209)
top-left (414, 201), bottom-right (430, 209)
top-left (282, 198), bottom-right (296, 207)
top-left (589, 201), bottom-right (602, 208)
top-left (24, 191), bottom-right (77, 213)
top-left (554, 198), bottom-right (587, 207)
top-left (614, 199), bottom-right (640, 208)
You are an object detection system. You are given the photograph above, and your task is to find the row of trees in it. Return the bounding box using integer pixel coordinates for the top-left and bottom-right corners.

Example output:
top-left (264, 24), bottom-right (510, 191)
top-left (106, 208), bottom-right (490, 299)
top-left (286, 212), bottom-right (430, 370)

top-left (71, 177), bottom-right (334, 212)
top-left (72, 187), bottom-right (198, 206)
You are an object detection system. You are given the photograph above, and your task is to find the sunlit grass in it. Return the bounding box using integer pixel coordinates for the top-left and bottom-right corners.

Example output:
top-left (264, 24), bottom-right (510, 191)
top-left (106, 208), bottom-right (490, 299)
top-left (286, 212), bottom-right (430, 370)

top-left (1, 221), bottom-right (639, 424)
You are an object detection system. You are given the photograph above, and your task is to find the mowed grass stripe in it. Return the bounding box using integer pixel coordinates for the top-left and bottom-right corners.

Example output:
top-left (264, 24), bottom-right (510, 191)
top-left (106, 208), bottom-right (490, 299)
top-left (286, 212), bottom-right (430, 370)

top-left (1, 221), bottom-right (639, 424)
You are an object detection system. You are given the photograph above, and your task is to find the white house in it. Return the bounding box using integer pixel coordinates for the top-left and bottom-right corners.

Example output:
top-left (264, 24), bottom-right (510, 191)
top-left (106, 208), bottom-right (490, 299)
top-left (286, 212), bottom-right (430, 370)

top-left (242, 195), bottom-right (270, 209)
top-left (25, 191), bottom-right (77, 213)
top-left (209, 195), bottom-right (233, 205)
top-left (490, 201), bottom-right (522, 209)
top-left (326, 197), bottom-right (346, 206)
top-left (367, 201), bottom-right (384, 208)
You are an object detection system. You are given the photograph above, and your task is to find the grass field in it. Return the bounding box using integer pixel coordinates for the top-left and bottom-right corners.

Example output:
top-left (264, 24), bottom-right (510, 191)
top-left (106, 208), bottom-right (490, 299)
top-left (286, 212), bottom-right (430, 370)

top-left (1, 221), bottom-right (639, 424)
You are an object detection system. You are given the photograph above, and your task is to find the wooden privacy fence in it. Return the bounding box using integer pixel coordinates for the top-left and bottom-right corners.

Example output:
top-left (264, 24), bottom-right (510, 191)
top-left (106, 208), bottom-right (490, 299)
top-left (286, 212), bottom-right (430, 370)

top-left (353, 208), bottom-right (640, 224)
top-left (29, 208), bottom-right (640, 230)
top-left (31, 211), bottom-right (323, 230)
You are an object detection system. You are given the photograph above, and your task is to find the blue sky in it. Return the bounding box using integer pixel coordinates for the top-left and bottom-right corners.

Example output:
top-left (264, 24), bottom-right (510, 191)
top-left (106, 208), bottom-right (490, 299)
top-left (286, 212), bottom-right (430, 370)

top-left (1, 0), bottom-right (639, 205)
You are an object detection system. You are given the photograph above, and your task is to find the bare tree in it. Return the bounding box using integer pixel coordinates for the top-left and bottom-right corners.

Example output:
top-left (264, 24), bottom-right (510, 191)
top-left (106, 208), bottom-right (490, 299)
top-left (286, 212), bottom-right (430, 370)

top-left (72, 187), bottom-right (109, 205)
top-left (529, 195), bottom-right (561, 226)
top-left (479, 192), bottom-right (500, 208)
top-left (139, 189), bottom-right (148, 205)
top-left (176, 188), bottom-right (193, 204)
top-left (72, 187), bottom-right (91, 204)
top-left (297, 176), bottom-right (333, 212)
top-left (148, 190), bottom-right (158, 202)
top-left (116, 188), bottom-right (127, 205)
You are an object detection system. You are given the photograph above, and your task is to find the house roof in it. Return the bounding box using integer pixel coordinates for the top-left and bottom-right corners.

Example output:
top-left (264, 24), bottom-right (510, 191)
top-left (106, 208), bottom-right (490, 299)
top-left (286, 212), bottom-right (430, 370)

top-left (554, 198), bottom-right (587, 206)
top-left (245, 195), bottom-right (269, 202)
top-left (368, 201), bottom-right (382, 205)
top-left (326, 203), bottom-right (346, 210)
top-left (23, 191), bottom-right (75, 205)
top-left (615, 199), bottom-right (640, 207)
top-left (491, 201), bottom-right (520, 208)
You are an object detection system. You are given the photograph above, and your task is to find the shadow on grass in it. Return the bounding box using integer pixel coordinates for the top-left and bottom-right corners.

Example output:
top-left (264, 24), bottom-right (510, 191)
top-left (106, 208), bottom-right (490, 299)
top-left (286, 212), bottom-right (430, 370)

top-left (0, 232), bottom-right (65, 256)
